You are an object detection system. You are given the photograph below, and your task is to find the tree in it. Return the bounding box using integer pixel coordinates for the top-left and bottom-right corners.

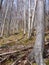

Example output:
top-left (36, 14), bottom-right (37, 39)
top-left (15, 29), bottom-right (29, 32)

top-left (23, 0), bottom-right (26, 35)
top-left (28, 0), bottom-right (46, 65)
top-left (30, 0), bottom-right (37, 35)
top-left (28, 0), bottom-right (31, 38)
top-left (0, 0), bottom-right (3, 9)
top-left (1, 0), bottom-right (9, 37)
top-left (1, 0), bottom-right (14, 36)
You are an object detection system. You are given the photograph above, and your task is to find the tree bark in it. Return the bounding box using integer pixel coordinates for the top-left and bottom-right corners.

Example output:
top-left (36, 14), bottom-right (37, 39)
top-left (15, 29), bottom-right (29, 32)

top-left (28, 0), bottom-right (46, 65)
top-left (23, 0), bottom-right (26, 35)
top-left (28, 0), bottom-right (31, 38)
top-left (31, 0), bottom-right (37, 35)
top-left (1, 2), bottom-right (9, 37)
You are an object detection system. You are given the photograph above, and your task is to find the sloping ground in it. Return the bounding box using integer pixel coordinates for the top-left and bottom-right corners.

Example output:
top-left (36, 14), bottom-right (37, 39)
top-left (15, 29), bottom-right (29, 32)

top-left (0, 31), bottom-right (49, 65)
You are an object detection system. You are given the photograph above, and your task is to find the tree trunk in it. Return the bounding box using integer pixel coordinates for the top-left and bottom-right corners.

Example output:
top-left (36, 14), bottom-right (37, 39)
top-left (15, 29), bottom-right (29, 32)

top-left (16, 20), bottom-right (19, 33)
top-left (23, 0), bottom-right (26, 35)
top-left (31, 0), bottom-right (37, 35)
top-left (1, 3), bottom-right (9, 37)
top-left (28, 0), bottom-right (46, 65)
top-left (28, 0), bottom-right (31, 38)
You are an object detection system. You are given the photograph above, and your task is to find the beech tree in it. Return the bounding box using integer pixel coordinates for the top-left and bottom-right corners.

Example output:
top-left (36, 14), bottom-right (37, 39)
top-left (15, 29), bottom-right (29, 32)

top-left (30, 0), bottom-right (37, 35)
top-left (1, 0), bottom-right (9, 37)
top-left (28, 0), bottom-right (46, 65)
top-left (28, 0), bottom-right (31, 38)
top-left (23, 0), bottom-right (26, 35)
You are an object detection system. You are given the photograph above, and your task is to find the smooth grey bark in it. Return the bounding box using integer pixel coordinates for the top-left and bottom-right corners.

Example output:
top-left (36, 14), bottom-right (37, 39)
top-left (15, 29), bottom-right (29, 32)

top-left (1, 0), bottom-right (14, 36)
top-left (31, 0), bottom-right (37, 34)
top-left (34, 0), bottom-right (45, 65)
top-left (1, 2), bottom-right (9, 37)
top-left (28, 0), bottom-right (31, 38)
top-left (28, 0), bottom-right (46, 65)
top-left (16, 0), bottom-right (20, 33)
top-left (16, 21), bottom-right (19, 33)
top-left (23, 0), bottom-right (26, 34)
top-left (8, 0), bottom-right (14, 35)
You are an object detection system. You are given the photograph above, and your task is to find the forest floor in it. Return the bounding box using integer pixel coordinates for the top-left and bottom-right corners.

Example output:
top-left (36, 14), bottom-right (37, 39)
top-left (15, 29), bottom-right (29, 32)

top-left (0, 30), bottom-right (49, 65)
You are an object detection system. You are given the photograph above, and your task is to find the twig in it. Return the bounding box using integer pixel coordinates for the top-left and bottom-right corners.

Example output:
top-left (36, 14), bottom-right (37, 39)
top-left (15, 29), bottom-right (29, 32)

top-left (0, 46), bottom-right (33, 56)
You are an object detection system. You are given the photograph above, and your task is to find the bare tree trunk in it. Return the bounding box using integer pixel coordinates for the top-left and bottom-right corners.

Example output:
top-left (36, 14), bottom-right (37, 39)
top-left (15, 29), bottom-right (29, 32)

top-left (16, 21), bottom-right (19, 33)
top-left (9, 0), bottom-right (14, 35)
top-left (1, 3), bottom-right (9, 37)
top-left (23, 0), bottom-right (26, 35)
top-left (16, 0), bottom-right (20, 33)
top-left (34, 0), bottom-right (45, 65)
top-left (28, 0), bottom-right (31, 38)
top-left (31, 0), bottom-right (37, 35)
top-left (28, 0), bottom-right (46, 65)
